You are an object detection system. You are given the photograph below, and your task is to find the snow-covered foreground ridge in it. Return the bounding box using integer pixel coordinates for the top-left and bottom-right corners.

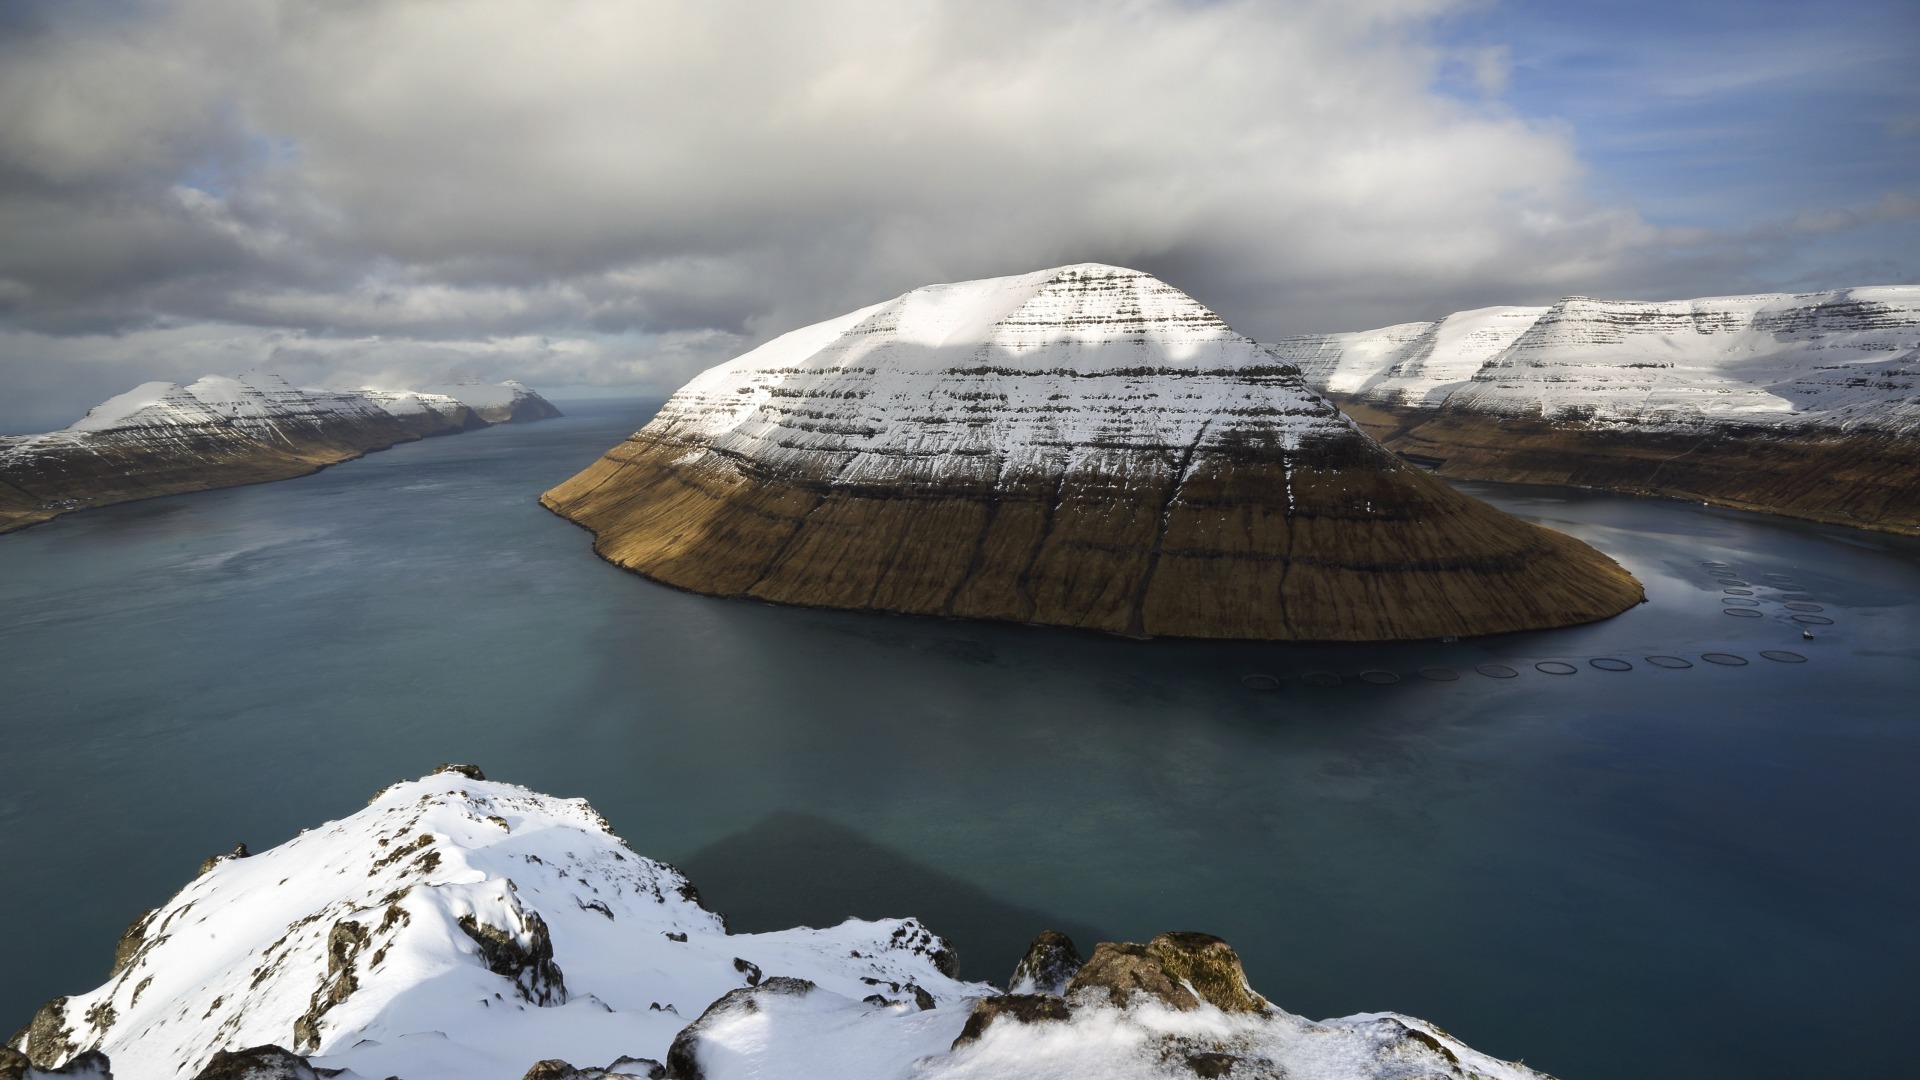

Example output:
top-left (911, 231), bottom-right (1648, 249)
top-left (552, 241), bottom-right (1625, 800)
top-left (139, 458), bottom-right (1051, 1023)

top-left (1270, 286), bottom-right (1920, 434)
top-left (6, 769), bottom-right (1553, 1080)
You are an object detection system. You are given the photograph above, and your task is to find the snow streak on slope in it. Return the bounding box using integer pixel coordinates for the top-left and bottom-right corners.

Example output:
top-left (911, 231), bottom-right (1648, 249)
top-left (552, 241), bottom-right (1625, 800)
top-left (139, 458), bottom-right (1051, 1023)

top-left (10, 771), bottom-right (1553, 1080)
top-left (1273, 286), bottom-right (1920, 434)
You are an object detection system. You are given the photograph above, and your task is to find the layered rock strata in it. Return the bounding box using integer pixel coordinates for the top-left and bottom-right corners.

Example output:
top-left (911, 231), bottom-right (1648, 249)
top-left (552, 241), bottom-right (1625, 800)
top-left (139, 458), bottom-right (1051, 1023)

top-left (544, 264), bottom-right (1640, 641)
top-left (1271, 287), bottom-right (1920, 534)
top-left (6, 769), bottom-right (1551, 1080)
top-left (0, 374), bottom-right (560, 534)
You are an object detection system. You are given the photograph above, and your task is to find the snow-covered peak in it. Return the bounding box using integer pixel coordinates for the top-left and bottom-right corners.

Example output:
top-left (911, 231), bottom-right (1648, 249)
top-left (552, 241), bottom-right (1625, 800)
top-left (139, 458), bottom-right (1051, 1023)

top-left (645, 264), bottom-right (1350, 486)
top-left (63, 382), bottom-right (222, 433)
top-left (16, 768), bottom-right (977, 1080)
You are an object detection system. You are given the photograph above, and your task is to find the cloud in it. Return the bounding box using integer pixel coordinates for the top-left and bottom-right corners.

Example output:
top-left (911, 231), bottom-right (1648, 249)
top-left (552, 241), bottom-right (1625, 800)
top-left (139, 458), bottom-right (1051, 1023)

top-left (0, 0), bottom-right (1906, 428)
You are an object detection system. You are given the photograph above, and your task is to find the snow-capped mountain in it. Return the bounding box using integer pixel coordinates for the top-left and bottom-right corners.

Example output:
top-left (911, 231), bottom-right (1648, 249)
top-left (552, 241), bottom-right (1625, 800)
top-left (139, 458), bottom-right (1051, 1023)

top-left (420, 380), bottom-right (565, 425)
top-left (0, 375), bottom-right (560, 534)
top-left (1273, 287), bottom-right (1920, 434)
top-left (544, 263), bottom-right (1640, 641)
top-left (1267, 287), bottom-right (1920, 535)
top-left (5, 768), bottom-right (1552, 1080)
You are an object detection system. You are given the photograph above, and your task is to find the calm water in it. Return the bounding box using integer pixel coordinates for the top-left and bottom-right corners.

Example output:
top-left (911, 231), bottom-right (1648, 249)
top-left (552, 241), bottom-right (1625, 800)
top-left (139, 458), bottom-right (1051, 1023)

top-left (2, 399), bottom-right (1916, 1079)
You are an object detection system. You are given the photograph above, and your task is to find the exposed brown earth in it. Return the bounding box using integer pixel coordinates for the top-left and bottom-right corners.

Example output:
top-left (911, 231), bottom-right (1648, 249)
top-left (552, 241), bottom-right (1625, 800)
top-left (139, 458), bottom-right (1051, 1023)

top-left (1333, 397), bottom-right (1920, 537)
top-left (542, 425), bottom-right (1644, 642)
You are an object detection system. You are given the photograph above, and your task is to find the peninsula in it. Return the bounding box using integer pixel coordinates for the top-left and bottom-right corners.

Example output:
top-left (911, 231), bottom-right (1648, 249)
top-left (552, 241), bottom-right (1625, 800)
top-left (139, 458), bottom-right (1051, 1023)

top-left (1269, 286), bottom-right (1920, 535)
top-left (0, 375), bottom-right (560, 534)
top-left (543, 264), bottom-right (1641, 641)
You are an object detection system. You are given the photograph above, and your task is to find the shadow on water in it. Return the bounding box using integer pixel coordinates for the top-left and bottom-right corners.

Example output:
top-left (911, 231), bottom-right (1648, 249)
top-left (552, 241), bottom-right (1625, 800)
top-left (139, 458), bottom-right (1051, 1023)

top-left (675, 809), bottom-right (1111, 986)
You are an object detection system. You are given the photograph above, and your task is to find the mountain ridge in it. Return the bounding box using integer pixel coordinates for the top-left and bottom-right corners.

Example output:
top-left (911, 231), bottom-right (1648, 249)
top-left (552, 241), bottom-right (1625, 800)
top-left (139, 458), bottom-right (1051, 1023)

top-left (0, 374), bottom-right (561, 534)
top-left (1270, 285), bottom-right (1920, 534)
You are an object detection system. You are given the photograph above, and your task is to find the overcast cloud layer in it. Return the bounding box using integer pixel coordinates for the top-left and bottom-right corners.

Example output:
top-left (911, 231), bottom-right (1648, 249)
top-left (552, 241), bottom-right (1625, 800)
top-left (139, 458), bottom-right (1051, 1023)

top-left (2, 0), bottom-right (1916, 430)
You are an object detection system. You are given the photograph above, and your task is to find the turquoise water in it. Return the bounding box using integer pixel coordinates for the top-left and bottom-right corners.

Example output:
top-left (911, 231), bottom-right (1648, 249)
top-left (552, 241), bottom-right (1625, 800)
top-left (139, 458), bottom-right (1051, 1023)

top-left (1, 399), bottom-right (1916, 1079)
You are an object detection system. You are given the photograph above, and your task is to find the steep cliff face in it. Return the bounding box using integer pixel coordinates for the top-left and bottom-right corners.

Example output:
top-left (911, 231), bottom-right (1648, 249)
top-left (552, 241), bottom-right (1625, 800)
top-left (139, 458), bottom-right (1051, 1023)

top-left (0, 375), bottom-right (560, 534)
top-left (545, 264), bottom-right (1640, 641)
top-left (1270, 286), bottom-right (1920, 534)
top-left (6, 770), bottom-right (1553, 1080)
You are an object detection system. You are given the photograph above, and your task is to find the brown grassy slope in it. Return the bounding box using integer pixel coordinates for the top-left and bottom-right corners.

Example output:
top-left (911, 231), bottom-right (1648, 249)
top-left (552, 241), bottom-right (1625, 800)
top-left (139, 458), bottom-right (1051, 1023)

top-left (542, 430), bottom-right (1644, 642)
top-left (1334, 398), bottom-right (1920, 537)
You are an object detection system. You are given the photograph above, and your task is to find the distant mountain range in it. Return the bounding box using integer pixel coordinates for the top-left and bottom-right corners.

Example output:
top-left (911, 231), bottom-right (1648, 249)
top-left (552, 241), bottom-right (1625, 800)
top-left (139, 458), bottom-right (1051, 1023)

top-left (0, 373), bottom-right (560, 534)
top-left (1269, 286), bottom-right (1920, 534)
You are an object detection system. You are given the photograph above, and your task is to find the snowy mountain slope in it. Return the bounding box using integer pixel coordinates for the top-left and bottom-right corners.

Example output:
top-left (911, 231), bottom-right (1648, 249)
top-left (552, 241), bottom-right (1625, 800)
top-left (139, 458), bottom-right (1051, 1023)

top-left (8, 767), bottom-right (978, 1080)
top-left (545, 264), bottom-right (1641, 641)
top-left (7, 769), bottom-right (1552, 1080)
top-left (642, 262), bottom-right (1356, 488)
top-left (0, 376), bottom-right (560, 534)
top-left (1272, 287), bottom-right (1920, 434)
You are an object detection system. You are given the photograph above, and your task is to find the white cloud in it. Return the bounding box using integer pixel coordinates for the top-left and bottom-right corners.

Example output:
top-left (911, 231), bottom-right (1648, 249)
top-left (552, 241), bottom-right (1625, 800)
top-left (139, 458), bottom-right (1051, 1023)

top-left (0, 0), bottom-right (1893, 426)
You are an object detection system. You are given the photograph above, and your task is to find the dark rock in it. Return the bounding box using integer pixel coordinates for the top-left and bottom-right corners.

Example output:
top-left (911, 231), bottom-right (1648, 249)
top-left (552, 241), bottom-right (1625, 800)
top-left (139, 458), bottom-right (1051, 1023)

top-left (7, 998), bottom-right (75, 1070)
top-left (196, 844), bottom-right (250, 877)
top-left (458, 912), bottom-right (567, 1006)
top-left (0, 1048), bottom-right (114, 1079)
top-left (950, 994), bottom-right (1072, 1047)
top-left (1066, 932), bottom-right (1266, 1014)
top-left (519, 1062), bottom-right (579, 1080)
top-left (603, 1058), bottom-right (665, 1080)
top-left (432, 763), bottom-right (487, 781)
top-left (189, 1045), bottom-right (339, 1080)
top-left (730, 958), bottom-right (761, 987)
top-left (1007, 930), bottom-right (1082, 995)
top-left (109, 911), bottom-right (158, 978)
top-left (292, 921), bottom-right (368, 1051)
top-left (1185, 1051), bottom-right (1241, 1078)
top-left (662, 932), bottom-right (687, 943)
top-left (908, 984), bottom-right (936, 1011)
top-left (665, 978), bottom-right (817, 1080)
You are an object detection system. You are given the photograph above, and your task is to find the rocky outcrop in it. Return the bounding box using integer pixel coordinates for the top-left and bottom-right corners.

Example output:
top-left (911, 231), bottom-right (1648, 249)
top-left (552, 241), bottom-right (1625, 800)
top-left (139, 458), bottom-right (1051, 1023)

top-left (1006, 930), bottom-right (1082, 996)
top-left (0, 374), bottom-right (561, 534)
top-left (1272, 285), bottom-right (1920, 535)
top-left (544, 264), bottom-right (1641, 641)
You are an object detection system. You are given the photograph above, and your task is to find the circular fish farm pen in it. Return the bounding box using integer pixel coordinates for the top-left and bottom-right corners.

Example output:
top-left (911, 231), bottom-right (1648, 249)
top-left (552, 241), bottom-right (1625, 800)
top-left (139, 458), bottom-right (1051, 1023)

top-left (1590, 658), bottom-right (1633, 671)
top-left (1724, 608), bottom-right (1762, 617)
top-left (1646, 655), bottom-right (1693, 669)
top-left (1702, 652), bottom-right (1749, 666)
top-left (1358, 670), bottom-right (1401, 685)
top-left (1418, 667), bottom-right (1460, 682)
top-left (1760, 650), bottom-right (1809, 663)
top-left (1792, 614), bottom-right (1834, 625)
top-left (1476, 664), bottom-right (1519, 678)
top-left (1536, 661), bottom-right (1579, 675)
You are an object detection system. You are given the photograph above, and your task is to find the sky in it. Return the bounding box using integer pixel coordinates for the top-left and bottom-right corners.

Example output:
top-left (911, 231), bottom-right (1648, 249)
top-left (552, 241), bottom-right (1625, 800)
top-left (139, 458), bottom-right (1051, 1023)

top-left (1, 0), bottom-right (1915, 431)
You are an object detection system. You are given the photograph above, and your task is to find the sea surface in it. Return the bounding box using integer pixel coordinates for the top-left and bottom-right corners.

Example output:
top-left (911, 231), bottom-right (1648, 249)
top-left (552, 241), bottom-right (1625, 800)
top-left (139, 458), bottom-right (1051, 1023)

top-left (2, 399), bottom-right (1916, 1080)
